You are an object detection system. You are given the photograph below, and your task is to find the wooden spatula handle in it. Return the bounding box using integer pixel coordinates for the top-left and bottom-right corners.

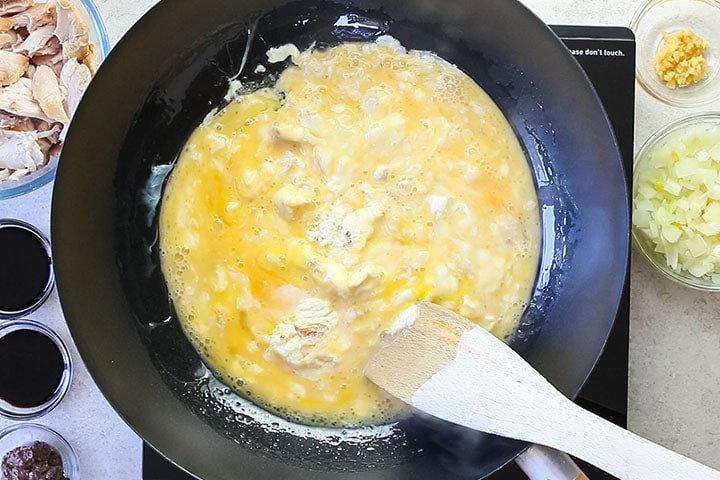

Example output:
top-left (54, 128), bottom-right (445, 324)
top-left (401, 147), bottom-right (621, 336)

top-left (431, 331), bottom-right (720, 479)
top-left (548, 402), bottom-right (720, 480)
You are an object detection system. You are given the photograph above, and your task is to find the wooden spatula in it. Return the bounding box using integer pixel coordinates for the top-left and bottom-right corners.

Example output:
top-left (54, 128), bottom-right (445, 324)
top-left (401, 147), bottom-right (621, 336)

top-left (365, 301), bottom-right (720, 480)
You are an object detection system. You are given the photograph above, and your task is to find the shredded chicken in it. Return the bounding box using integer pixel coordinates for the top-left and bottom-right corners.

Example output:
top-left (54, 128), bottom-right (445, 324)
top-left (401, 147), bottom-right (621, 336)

top-left (0, 49), bottom-right (27, 85)
top-left (8, 0), bottom-right (55, 31)
top-left (0, 109), bottom-right (31, 129)
top-left (0, 0), bottom-right (98, 182)
top-left (0, 128), bottom-right (44, 170)
top-left (54, 0), bottom-right (93, 68)
top-left (0, 0), bottom-right (33, 17)
top-left (31, 64), bottom-right (68, 123)
top-left (59, 56), bottom-right (88, 115)
top-left (265, 297), bottom-right (341, 380)
top-left (0, 77), bottom-right (52, 120)
top-left (0, 31), bottom-right (21, 49)
top-left (15, 23), bottom-right (54, 55)
top-left (33, 49), bottom-right (62, 75)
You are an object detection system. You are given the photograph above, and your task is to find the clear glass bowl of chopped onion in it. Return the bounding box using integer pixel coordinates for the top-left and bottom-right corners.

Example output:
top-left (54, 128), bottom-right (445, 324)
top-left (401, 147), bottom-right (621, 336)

top-left (631, 0), bottom-right (720, 107)
top-left (633, 113), bottom-right (720, 290)
top-left (0, 0), bottom-right (111, 200)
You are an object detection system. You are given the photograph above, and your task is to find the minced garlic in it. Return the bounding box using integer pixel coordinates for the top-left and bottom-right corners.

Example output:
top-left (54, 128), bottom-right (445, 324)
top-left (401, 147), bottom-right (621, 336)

top-left (655, 29), bottom-right (709, 88)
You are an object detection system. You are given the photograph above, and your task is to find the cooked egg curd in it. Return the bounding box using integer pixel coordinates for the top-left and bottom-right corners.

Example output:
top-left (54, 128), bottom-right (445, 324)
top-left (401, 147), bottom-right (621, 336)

top-left (159, 36), bottom-right (541, 427)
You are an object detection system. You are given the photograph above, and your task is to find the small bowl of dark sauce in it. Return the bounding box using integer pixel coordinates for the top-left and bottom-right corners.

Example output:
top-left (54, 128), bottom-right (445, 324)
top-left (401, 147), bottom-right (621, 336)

top-left (0, 423), bottom-right (79, 480)
top-left (0, 219), bottom-right (54, 320)
top-left (0, 320), bottom-right (72, 420)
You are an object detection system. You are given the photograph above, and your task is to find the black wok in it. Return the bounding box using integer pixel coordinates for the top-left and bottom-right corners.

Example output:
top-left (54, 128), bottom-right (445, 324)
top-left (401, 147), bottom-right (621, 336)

top-left (51, 0), bottom-right (629, 478)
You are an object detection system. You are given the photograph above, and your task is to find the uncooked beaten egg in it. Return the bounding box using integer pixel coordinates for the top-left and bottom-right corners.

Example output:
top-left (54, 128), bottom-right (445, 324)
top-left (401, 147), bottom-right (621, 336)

top-left (159, 36), bottom-right (541, 427)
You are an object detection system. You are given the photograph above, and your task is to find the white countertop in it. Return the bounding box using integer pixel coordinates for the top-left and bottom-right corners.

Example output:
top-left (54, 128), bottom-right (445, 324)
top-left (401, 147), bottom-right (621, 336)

top-left (2, 0), bottom-right (720, 478)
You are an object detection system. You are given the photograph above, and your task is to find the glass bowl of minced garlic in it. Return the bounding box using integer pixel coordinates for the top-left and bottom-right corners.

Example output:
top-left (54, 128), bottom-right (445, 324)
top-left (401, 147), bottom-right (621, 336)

top-left (631, 0), bottom-right (720, 107)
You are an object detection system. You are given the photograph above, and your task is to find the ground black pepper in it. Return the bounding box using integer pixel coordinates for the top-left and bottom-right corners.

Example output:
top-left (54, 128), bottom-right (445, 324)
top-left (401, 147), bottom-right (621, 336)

top-left (1, 440), bottom-right (68, 480)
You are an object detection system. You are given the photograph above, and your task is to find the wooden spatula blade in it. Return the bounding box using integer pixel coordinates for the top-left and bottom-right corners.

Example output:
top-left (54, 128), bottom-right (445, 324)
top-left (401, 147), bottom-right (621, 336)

top-left (365, 301), bottom-right (565, 440)
top-left (364, 302), bottom-right (473, 404)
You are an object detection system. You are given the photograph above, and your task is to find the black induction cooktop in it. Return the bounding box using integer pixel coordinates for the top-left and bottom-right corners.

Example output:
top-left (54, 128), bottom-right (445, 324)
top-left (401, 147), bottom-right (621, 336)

top-left (143, 25), bottom-right (635, 480)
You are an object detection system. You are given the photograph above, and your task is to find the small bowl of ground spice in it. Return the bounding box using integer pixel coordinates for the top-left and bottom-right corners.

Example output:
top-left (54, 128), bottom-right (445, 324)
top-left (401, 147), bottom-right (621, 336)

top-left (0, 423), bottom-right (78, 480)
top-left (631, 0), bottom-right (720, 107)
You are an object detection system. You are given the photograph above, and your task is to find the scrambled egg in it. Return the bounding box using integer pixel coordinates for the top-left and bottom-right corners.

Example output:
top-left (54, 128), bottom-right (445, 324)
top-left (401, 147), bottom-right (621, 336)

top-left (159, 36), bottom-right (540, 426)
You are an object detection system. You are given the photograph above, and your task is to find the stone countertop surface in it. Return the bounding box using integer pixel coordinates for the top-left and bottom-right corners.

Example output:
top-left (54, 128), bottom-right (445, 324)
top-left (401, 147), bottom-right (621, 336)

top-left (2, 0), bottom-right (720, 478)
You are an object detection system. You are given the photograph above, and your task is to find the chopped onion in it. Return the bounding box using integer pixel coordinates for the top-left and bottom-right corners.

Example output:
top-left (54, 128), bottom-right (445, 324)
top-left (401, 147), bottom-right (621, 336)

top-left (633, 121), bottom-right (720, 285)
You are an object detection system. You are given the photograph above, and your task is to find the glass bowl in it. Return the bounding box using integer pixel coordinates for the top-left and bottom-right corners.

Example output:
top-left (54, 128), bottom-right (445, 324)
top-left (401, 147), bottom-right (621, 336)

top-left (0, 423), bottom-right (79, 480)
top-left (0, 320), bottom-right (73, 420)
top-left (630, 0), bottom-right (720, 107)
top-left (632, 112), bottom-right (720, 290)
top-left (0, 219), bottom-right (55, 320)
top-left (0, 0), bottom-right (111, 201)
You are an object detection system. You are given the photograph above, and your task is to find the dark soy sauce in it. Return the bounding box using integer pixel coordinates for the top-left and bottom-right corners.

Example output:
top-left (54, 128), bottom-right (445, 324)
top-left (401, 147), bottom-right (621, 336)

top-left (0, 223), bottom-right (53, 315)
top-left (0, 329), bottom-right (65, 408)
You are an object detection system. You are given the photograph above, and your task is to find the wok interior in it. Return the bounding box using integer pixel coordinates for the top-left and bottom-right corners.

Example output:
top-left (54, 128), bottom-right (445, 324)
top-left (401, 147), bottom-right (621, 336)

top-left (52, 0), bottom-right (628, 479)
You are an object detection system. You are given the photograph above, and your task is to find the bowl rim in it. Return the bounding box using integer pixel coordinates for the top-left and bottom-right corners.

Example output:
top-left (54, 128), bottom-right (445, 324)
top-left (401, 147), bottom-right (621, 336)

top-left (632, 111), bottom-right (720, 291)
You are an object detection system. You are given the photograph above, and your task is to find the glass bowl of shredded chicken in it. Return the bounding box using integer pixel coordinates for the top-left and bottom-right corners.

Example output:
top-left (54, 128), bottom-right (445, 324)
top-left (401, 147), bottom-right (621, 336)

top-left (632, 113), bottom-right (720, 290)
top-left (631, 0), bottom-right (720, 107)
top-left (0, 0), bottom-right (110, 200)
